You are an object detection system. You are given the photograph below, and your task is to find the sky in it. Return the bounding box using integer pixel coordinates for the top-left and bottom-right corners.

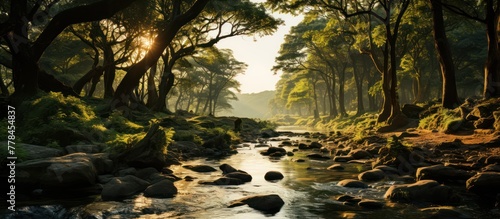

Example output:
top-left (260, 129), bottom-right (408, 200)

top-left (216, 4), bottom-right (303, 94)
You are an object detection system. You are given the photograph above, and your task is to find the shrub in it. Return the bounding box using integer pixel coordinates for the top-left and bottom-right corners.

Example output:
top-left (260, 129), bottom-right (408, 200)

top-left (419, 107), bottom-right (463, 133)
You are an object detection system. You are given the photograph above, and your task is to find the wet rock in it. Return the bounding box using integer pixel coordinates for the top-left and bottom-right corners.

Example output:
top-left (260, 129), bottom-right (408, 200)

top-left (98, 174), bottom-right (114, 184)
top-left (416, 164), bottom-right (474, 183)
top-left (482, 164), bottom-right (500, 172)
top-left (219, 163), bottom-right (239, 174)
top-left (184, 176), bottom-right (196, 181)
top-left (333, 155), bottom-right (355, 162)
top-left (358, 199), bottom-right (384, 209)
top-left (309, 142), bottom-right (323, 149)
top-left (118, 167), bottom-right (137, 177)
top-left (287, 151), bottom-right (294, 156)
top-left (101, 175), bottom-right (150, 201)
top-left (295, 159), bottom-right (306, 162)
top-left (307, 153), bottom-right (330, 160)
top-left (17, 153), bottom-right (97, 189)
top-left (421, 206), bottom-right (473, 219)
top-left (281, 141), bottom-right (292, 146)
top-left (348, 149), bottom-right (372, 159)
top-left (374, 165), bottom-right (400, 175)
top-left (65, 144), bottom-right (102, 154)
top-left (261, 129), bottom-right (279, 138)
top-left (264, 171), bottom-right (284, 181)
top-left (358, 169), bottom-right (385, 182)
top-left (384, 180), bottom-right (459, 204)
top-left (298, 143), bottom-right (309, 150)
top-left (183, 165), bottom-right (217, 172)
top-left (336, 194), bottom-right (355, 202)
top-left (261, 147), bottom-right (286, 156)
top-left (16, 143), bottom-right (64, 160)
top-left (206, 177), bottom-right (243, 185)
top-left (228, 194), bottom-right (285, 213)
top-left (90, 153), bottom-right (114, 174)
top-left (466, 172), bottom-right (500, 195)
top-left (486, 155), bottom-right (500, 165)
top-left (225, 171), bottom-right (252, 182)
top-left (143, 179), bottom-right (177, 198)
top-left (135, 167), bottom-right (159, 181)
top-left (337, 179), bottom-right (368, 188)
top-left (327, 164), bottom-right (344, 170)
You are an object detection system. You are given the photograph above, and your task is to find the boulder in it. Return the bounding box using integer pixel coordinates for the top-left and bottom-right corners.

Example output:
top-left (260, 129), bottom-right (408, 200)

top-left (374, 165), bottom-right (400, 175)
top-left (306, 153), bottom-right (330, 160)
top-left (183, 165), bottom-right (217, 172)
top-left (65, 144), bottom-right (102, 154)
top-left (337, 179), bottom-right (368, 188)
top-left (358, 169), bottom-right (385, 182)
top-left (220, 163), bottom-right (239, 174)
top-left (402, 104), bottom-right (424, 119)
top-left (225, 171), bottom-right (252, 182)
top-left (228, 194), bottom-right (285, 213)
top-left (486, 155), bottom-right (500, 165)
top-left (135, 167), bottom-right (160, 181)
top-left (348, 149), bottom-right (372, 159)
top-left (466, 172), bottom-right (500, 195)
top-left (309, 142), bottom-right (323, 149)
top-left (117, 167), bottom-right (137, 177)
top-left (17, 153), bottom-right (97, 189)
top-left (16, 143), bottom-right (64, 160)
top-left (143, 179), bottom-right (177, 198)
top-left (327, 164), bottom-right (345, 171)
top-left (261, 129), bottom-right (279, 138)
top-left (420, 206), bottom-right (473, 219)
top-left (261, 147), bottom-right (286, 156)
top-left (264, 171), bottom-right (284, 181)
top-left (101, 175), bottom-right (150, 201)
top-left (199, 177), bottom-right (243, 185)
top-left (357, 199), bottom-right (384, 209)
top-left (474, 117), bottom-right (495, 129)
top-left (333, 155), bottom-right (355, 162)
top-left (482, 164), bottom-right (500, 172)
top-left (416, 164), bottom-right (474, 183)
top-left (384, 180), bottom-right (459, 204)
top-left (114, 123), bottom-right (168, 170)
top-left (88, 153), bottom-right (113, 175)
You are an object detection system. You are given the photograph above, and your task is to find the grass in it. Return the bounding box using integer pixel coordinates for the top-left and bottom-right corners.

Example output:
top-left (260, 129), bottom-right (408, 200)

top-left (418, 107), bottom-right (463, 133)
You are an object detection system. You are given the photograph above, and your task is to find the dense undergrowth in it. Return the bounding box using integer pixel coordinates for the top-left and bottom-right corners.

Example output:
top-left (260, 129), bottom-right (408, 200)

top-left (0, 92), bottom-right (273, 163)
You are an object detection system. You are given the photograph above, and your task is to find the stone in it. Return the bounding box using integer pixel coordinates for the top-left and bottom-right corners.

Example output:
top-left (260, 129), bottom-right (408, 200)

top-left (225, 171), bottom-right (252, 183)
top-left (374, 165), bottom-right (400, 175)
top-left (474, 117), bottom-right (495, 129)
top-left (486, 155), bottom-right (500, 165)
top-left (17, 153), bottom-right (97, 189)
top-left (333, 155), bottom-right (355, 162)
top-left (286, 151), bottom-right (294, 156)
top-left (421, 206), bottom-right (473, 219)
top-left (199, 177), bottom-right (243, 185)
top-left (348, 149), bottom-right (372, 159)
top-left (327, 164), bottom-right (344, 170)
top-left (16, 143), bottom-right (64, 160)
top-left (358, 169), bottom-right (385, 182)
top-left (309, 142), bottom-right (323, 149)
top-left (89, 153), bottom-right (113, 175)
top-left (337, 179), bottom-right (368, 188)
top-left (220, 163), bottom-right (239, 174)
top-left (135, 167), bottom-right (160, 181)
top-left (261, 147), bottom-right (286, 156)
top-left (384, 180), bottom-right (459, 204)
top-left (357, 199), bottom-right (384, 209)
top-left (228, 194), bottom-right (285, 213)
top-left (466, 172), bottom-right (500, 195)
top-left (143, 179), bottom-right (177, 198)
top-left (118, 167), bottom-right (137, 177)
top-left (264, 171), bottom-right (284, 181)
top-left (183, 165), bottom-right (217, 172)
top-left (482, 164), bottom-right (500, 172)
top-left (101, 175), bottom-right (150, 201)
top-left (416, 164), bottom-right (474, 183)
top-left (306, 153), bottom-right (330, 160)
top-left (402, 104), bottom-right (424, 119)
top-left (65, 144), bottom-right (102, 154)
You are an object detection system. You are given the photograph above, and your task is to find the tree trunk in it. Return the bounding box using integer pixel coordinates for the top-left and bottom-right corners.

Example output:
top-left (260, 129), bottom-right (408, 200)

top-left (113, 0), bottom-right (210, 109)
top-left (378, 42), bottom-right (392, 123)
top-left (352, 54), bottom-right (365, 115)
top-left (73, 66), bottom-right (104, 95)
top-left (483, 0), bottom-right (500, 98)
top-left (146, 61), bottom-right (159, 107)
top-left (430, 0), bottom-right (460, 108)
top-left (338, 64), bottom-right (348, 117)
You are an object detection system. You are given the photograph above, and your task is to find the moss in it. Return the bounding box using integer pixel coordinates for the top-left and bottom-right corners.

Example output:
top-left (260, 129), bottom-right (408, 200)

top-left (173, 130), bottom-right (204, 145)
top-left (105, 111), bottom-right (145, 133)
top-left (418, 107), bottom-right (463, 133)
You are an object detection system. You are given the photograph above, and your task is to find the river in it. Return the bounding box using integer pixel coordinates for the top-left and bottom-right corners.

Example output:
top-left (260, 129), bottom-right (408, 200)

top-left (4, 127), bottom-right (487, 218)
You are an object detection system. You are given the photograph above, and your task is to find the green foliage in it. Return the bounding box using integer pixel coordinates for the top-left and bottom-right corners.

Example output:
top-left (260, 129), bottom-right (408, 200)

top-left (105, 111), bottom-right (145, 133)
top-left (419, 107), bottom-right (463, 132)
top-left (17, 92), bottom-right (102, 147)
top-left (173, 130), bottom-right (204, 145)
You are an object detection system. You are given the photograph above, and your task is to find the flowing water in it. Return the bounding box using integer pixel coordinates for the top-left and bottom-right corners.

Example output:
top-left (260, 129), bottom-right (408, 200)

top-left (4, 127), bottom-right (495, 218)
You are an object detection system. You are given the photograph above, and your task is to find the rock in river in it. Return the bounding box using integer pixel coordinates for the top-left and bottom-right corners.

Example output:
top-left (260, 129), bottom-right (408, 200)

top-left (265, 171), bottom-right (284, 181)
top-left (183, 164), bottom-right (217, 172)
top-left (466, 172), bottom-right (500, 195)
top-left (337, 179), bottom-right (368, 188)
top-left (101, 175), bottom-right (150, 201)
top-left (416, 164), bottom-right (473, 183)
top-left (143, 179), bottom-right (178, 198)
top-left (384, 180), bottom-right (459, 204)
top-left (358, 169), bottom-right (386, 182)
top-left (229, 194), bottom-right (285, 213)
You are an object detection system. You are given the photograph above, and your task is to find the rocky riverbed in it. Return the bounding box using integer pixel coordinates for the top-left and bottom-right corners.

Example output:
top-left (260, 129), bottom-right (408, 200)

top-left (3, 128), bottom-right (500, 218)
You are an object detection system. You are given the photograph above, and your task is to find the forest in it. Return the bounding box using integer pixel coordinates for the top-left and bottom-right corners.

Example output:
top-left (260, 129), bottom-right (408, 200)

top-left (1, 0), bottom-right (500, 218)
